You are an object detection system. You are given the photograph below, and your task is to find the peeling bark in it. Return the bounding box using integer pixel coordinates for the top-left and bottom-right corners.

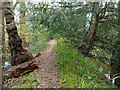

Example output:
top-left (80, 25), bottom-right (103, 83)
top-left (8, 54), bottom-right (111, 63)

top-left (4, 2), bottom-right (33, 66)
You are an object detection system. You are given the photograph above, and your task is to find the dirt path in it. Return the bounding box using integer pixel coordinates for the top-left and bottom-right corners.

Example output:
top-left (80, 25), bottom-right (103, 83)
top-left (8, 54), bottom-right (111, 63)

top-left (34, 39), bottom-right (60, 88)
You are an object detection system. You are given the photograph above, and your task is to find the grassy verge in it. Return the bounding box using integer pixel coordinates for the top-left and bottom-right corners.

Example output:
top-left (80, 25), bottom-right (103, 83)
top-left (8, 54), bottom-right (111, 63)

top-left (54, 40), bottom-right (115, 88)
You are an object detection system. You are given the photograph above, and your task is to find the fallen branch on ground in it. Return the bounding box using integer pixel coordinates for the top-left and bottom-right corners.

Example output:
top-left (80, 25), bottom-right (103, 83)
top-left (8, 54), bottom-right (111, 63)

top-left (107, 75), bottom-right (120, 81)
top-left (3, 60), bottom-right (39, 79)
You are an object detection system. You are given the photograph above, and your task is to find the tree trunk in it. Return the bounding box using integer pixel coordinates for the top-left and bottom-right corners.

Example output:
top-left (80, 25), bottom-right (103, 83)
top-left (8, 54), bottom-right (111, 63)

top-left (2, 7), bottom-right (5, 67)
top-left (4, 2), bottom-right (33, 66)
top-left (85, 13), bottom-right (99, 56)
top-left (0, 1), bottom-right (4, 89)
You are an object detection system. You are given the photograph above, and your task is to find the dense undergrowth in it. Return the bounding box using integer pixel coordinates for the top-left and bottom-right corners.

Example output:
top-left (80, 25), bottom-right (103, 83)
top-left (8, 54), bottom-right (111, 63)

top-left (54, 38), bottom-right (115, 88)
top-left (26, 32), bottom-right (49, 54)
top-left (24, 24), bottom-right (50, 54)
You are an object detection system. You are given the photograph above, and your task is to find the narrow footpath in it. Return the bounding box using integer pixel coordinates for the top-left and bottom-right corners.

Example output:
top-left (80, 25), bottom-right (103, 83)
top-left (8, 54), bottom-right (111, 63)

top-left (34, 39), bottom-right (60, 88)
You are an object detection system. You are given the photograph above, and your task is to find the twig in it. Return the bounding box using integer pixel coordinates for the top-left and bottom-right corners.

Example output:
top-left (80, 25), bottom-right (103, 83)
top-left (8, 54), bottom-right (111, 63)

top-left (111, 73), bottom-right (120, 80)
top-left (107, 76), bottom-right (120, 81)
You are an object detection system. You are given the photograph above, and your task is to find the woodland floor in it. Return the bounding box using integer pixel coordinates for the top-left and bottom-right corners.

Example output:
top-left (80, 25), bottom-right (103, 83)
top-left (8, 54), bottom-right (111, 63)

top-left (34, 39), bottom-right (60, 88)
top-left (3, 39), bottom-right (60, 88)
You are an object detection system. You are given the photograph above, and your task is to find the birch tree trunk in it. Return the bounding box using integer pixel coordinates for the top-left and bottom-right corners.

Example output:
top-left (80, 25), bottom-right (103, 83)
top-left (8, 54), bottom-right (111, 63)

top-left (4, 1), bottom-right (33, 66)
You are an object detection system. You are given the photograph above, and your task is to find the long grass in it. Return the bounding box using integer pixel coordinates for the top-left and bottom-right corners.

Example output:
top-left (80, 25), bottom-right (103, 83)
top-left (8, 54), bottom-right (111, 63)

top-left (54, 41), bottom-right (115, 88)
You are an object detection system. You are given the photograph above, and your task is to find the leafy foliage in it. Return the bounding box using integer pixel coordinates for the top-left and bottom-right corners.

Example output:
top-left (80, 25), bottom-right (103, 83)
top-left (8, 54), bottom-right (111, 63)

top-left (25, 2), bottom-right (120, 70)
top-left (10, 1), bottom-right (120, 88)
